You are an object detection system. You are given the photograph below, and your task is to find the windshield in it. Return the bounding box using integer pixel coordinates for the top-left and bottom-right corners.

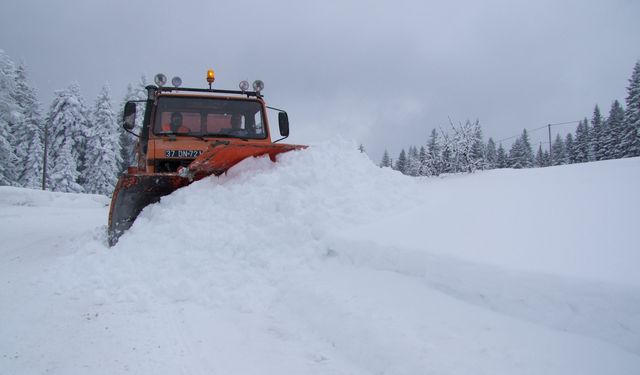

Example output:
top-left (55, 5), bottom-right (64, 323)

top-left (153, 96), bottom-right (267, 139)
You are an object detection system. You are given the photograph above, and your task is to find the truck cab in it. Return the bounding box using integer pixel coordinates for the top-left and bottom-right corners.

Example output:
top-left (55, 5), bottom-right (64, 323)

top-left (123, 76), bottom-right (289, 175)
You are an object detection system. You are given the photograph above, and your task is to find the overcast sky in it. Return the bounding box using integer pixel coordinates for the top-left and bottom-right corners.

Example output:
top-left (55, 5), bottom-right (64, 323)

top-left (1, 0), bottom-right (639, 161)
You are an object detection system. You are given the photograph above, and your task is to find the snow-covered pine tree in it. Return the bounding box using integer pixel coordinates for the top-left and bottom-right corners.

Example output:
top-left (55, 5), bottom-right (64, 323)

top-left (621, 61), bottom-right (640, 157)
top-left (13, 63), bottom-right (44, 188)
top-left (418, 146), bottom-right (427, 176)
top-left (379, 149), bottom-right (391, 168)
top-left (496, 143), bottom-right (507, 168)
top-left (520, 129), bottom-right (534, 167)
top-left (83, 85), bottom-right (122, 195)
top-left (565, 133), bottom-right (576, 164)
top-left (0, 49), bottom-right (19, 186)
top-left (590, 105), bottom-right (605, 161)
top-left (509, 129), bottom-right (533, 169)
top-left (440, 133), bottom-right (453, 173)
top-left (69, 83), bottom-right (91, 186)
top-left (535, 145), bottom-right (546, 167)
top-left (485, 138), bottom-right (497, 170)
top-left (119, 75), bottom-right (148, 172)
top-left (574, 119), bottom-right (590, 163)
top-left (426, 129), bottom-right (441, 175)
top-left (395, 149), bottom-right (408, 174)
top-left (508, 138), bottom-right (525, 168)
top-left (470, 120), bottom-right (485, 170)
top-left (605, 100), bottom-right (625, 159)
top-left (405, 146), bottom-right (421, 176)
top-left (543, 149), bottom-right (551, 166)
top-left (48, 138), bottom-right (83, 193)
top-left (551, 134), bottom-right (566, 166)
top-left (45, 83), bottom-right (89, 192)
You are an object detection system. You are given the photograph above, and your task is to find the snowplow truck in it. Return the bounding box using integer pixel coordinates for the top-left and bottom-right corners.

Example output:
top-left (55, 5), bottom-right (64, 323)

top-left (108, 72), bottom-right (305, 246)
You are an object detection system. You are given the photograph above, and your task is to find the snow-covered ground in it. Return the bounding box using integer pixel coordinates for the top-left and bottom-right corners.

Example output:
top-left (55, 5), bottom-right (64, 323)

top-left (1, 141), bottom-right (639, 374)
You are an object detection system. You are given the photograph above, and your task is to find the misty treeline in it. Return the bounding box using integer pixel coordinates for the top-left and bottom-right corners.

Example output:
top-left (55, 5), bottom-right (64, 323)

top-left (380, 61), bottom-right (640, 175)
top-left (0, 49), bottom-right (144, 195)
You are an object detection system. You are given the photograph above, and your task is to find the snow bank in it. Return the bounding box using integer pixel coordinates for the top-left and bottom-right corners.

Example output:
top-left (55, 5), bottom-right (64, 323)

top-left (342, 156), bottom-right (640, 286)
top-left (0, 185), bottom-right (109, 208)
top-left (2, 142), bottom-right (639, 375)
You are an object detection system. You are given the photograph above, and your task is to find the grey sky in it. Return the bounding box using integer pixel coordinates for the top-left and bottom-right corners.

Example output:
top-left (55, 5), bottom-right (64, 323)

top-left (1, 0), bottom-right (639, 161)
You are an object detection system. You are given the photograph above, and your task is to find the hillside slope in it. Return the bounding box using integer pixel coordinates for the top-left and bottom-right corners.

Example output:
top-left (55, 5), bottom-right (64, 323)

top-left (1, 141), bottom-right (639, 374)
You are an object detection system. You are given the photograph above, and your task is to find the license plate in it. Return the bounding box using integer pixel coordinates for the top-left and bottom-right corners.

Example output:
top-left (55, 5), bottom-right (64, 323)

top-left (164, 150), bottom-right (204, 158)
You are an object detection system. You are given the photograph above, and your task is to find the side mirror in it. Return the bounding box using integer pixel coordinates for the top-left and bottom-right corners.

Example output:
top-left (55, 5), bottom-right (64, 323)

top-left (123, 102), bottom-right (137, 130)
top-left (278, 112), bottom-right (289, 137)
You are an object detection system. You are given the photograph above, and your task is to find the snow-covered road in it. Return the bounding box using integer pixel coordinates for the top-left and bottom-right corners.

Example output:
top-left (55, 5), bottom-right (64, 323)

top-left (1, 142), bottom-right (639, 374)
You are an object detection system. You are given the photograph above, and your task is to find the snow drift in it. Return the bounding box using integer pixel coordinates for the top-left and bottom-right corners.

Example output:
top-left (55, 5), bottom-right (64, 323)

top-left (1, 141), bottom-right (639, 374)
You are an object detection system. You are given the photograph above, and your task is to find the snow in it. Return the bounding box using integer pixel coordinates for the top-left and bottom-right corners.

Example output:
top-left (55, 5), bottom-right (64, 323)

top-left (1, 141), bottom-right (639, 374)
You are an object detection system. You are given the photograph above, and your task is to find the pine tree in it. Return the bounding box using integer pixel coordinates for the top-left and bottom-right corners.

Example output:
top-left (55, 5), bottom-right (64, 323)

top-left (426, 129), bottom-right (441, 175)
top-left (69, 83), bottom-right (91, 186)
top-left (418, 146), bottom-right (427, 176)
top-left (508, 138), bottom-right (525, 168)
top-left (622, 61), bottom-right (640, 157)
top-left (119, 75), bottom-right (148, 172)
top-left (49, 138), bottom-right (83, 193)
top-left (379, 149), bottom-right (391, 168)
top-left (395, 149), bottom-right (408, 174)
top-left (551, 134), bottom-right (566, 166)
top-left (0, 49), bottom-right (19, 185)
top-left (83, 85), bottom-right (122, 195)
top-left (485, 138), bottom-right (497, 169)
top-left (520, 129), bottom-right (534, 167)
top-left (590, 105), bottom-right (605, 160)
top-left (470, 120), bottom-right (485, 170)
top-left (535, 145), bottom-right (546, 167)
top-left (440, 134), bottom-right (453, 173)
top-left (405, 146), bottom-right (421, 176)
top-left (535, 145), bottom-right (543, 167)
top-left (45, 83), bottom-right (89, 192)
top-left (508, 129), bottom-right (534, 168)
top-left (565, 133), bottom-right (576, 164)
top-left (13, 63), bottom-right (44, 188)
top-left (496, 143), bottom-right (508, 168)
top-left (543, 149), bottom-right (551, 166)
top-left (574, 119), bottom-right (590, 163)
top-left (605, 100), bottom-right (625, 159)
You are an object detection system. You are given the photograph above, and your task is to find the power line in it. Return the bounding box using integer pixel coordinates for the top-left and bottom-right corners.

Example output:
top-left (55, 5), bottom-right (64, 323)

top-left (497, 120), bottom-right (580, 144)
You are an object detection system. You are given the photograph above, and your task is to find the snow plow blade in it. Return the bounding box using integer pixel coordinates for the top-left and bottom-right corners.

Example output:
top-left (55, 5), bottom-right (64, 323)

top-left (180, 141), bottom-right (307, 181)
top-left (108, 142), bottom-right (305, 246)
top-left (108, 174), bottom-right (190, 246)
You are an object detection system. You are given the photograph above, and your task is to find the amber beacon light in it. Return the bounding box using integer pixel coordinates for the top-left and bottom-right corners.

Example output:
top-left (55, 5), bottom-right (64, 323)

top-left (206, 69), bottom-right (215, 88)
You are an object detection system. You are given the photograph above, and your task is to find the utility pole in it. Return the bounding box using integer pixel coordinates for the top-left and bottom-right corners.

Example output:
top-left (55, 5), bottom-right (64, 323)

top-left (42, 123), bottom-right (48, 190)
top-left (548, 123), bottom-right (552, 162)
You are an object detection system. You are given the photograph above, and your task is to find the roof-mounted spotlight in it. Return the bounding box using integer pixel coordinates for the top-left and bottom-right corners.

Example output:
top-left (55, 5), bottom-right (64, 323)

top-left (171, 76), bottom-right (182, 87)
top-left (239, 80), bottom-right (250, 92)
top-left (252, 80), bottom-right (264, 93)
top-left (154, 73), bottom-right (167, 87)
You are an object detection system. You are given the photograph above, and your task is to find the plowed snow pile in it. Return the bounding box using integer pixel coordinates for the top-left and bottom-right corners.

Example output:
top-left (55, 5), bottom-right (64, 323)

top-left (1, 141), bottom-right (640, 374)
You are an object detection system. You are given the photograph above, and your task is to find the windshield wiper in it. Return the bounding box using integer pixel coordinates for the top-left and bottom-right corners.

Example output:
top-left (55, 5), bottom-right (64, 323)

top-left (159, 132), bottom-right (206, 141)
top-left (203, 133), bottom-right (249, 141)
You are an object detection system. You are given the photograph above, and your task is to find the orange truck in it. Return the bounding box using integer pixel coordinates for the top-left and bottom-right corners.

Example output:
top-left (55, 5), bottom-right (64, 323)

top-left (108, 71), bottom-right (304, 246)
